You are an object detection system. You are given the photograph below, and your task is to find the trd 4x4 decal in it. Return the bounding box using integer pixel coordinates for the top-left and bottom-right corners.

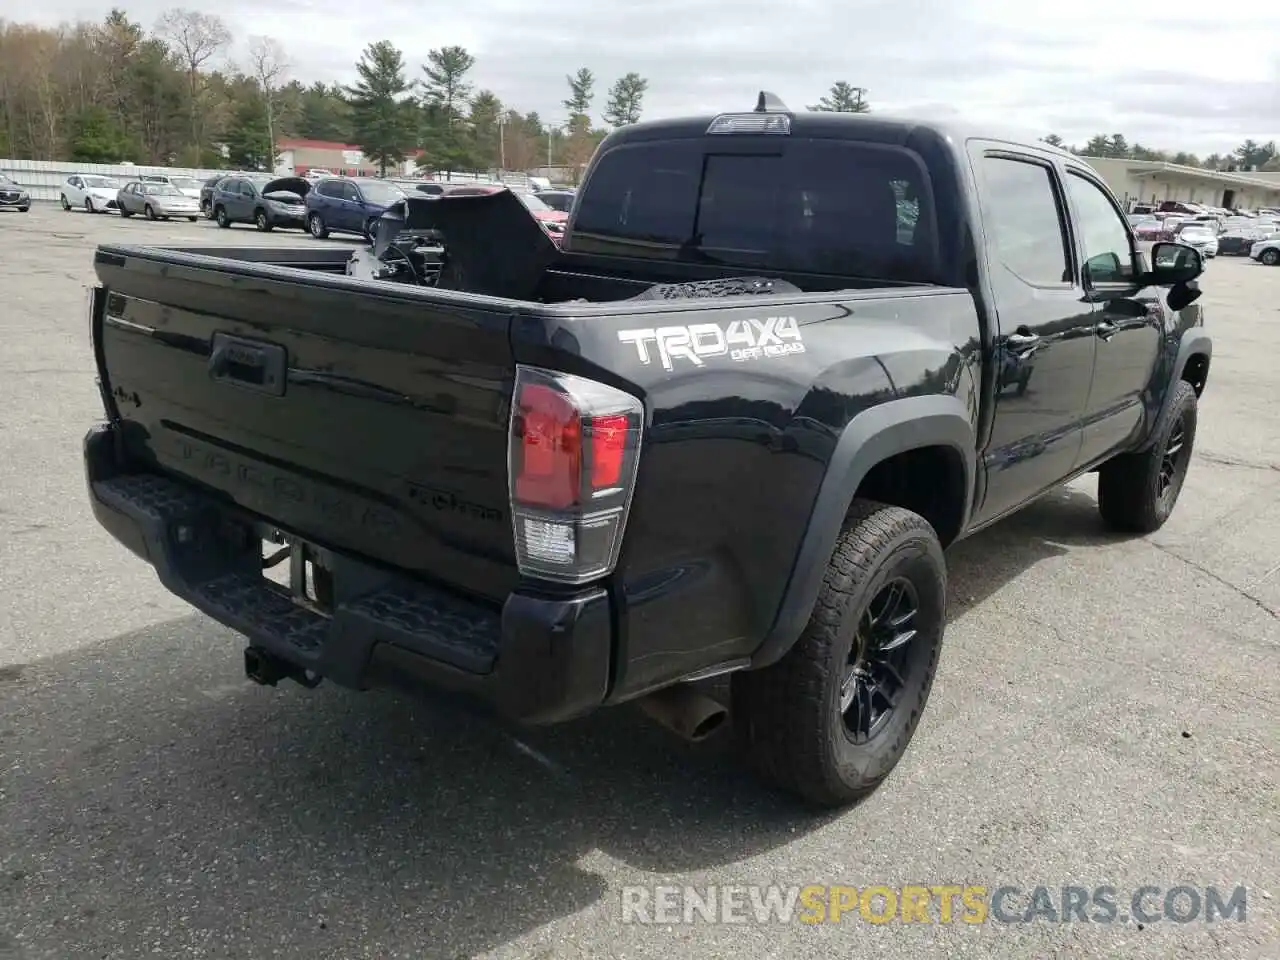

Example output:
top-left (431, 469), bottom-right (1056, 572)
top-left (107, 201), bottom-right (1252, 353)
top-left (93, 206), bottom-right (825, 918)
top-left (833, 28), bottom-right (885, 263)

top-left (617, 316), bottom-right (805, 371)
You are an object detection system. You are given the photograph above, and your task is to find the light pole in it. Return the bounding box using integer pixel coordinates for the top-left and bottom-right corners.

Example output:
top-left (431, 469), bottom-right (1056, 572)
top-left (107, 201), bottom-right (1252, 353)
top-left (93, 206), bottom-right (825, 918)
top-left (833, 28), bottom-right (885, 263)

top-left (546, 120), bottom-right (568, 172)
top-left (498, 113), bottom-right (507, 172)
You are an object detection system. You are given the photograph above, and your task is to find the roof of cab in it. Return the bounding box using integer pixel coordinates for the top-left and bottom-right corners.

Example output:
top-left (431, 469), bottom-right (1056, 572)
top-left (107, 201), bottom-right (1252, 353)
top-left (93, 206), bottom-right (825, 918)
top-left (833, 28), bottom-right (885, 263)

top-left (598, 91), bottom-right (1069, 164)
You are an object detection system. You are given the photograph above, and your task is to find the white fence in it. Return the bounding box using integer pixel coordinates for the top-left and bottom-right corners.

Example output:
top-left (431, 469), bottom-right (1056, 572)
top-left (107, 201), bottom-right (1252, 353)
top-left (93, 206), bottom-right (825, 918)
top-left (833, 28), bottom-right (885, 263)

top-left (0, 158), bottom-right (535, 201)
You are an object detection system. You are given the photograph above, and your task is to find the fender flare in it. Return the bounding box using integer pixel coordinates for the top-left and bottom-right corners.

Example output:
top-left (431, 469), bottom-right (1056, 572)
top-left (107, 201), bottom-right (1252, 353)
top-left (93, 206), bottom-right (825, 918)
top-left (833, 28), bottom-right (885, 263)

top-left (749, 394), bottom-right (977, 668)
top-left (1139, 330), bottom-right (1212, 451)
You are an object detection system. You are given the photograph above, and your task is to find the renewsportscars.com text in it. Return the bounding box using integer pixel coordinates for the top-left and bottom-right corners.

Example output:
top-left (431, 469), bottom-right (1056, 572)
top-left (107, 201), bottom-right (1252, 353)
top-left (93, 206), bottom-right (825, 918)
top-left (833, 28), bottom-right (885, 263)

top-left (620, 884), bottom-right (1249, 926)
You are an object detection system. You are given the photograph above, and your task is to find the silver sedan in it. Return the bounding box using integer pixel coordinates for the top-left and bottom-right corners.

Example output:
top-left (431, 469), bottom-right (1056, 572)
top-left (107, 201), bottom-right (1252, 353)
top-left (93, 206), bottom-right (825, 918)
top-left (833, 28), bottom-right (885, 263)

top-left (116, 181), bottom-right (202, 221)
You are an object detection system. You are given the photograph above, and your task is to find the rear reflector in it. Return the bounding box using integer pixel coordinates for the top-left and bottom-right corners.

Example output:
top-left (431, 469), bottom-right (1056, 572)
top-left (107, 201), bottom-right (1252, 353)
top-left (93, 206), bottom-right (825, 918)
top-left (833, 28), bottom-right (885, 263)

top-left (508, 365), bottom-right (644, 584)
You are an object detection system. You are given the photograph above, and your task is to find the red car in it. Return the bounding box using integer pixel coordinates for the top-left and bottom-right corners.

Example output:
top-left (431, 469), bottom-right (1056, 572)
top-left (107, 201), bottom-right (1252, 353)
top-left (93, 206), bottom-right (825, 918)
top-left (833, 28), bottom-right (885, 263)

top-left (439, 183), bottom-right (568, 243)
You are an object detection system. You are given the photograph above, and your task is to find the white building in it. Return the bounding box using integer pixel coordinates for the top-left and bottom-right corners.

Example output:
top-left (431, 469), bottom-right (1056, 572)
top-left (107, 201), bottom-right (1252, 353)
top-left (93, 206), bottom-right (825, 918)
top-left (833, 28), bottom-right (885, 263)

top-left (1084, 157), bottom-right (1280, 211)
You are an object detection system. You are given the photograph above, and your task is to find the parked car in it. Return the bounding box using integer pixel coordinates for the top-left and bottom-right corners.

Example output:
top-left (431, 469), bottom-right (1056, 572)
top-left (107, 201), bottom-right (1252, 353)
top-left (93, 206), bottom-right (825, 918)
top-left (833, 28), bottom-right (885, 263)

top-left (1174, 222), bottom-right (1219, 257)
top-left (60, 175), bottom-right (122, 213)
top-left (441, 184), bottom-right (569, 241)
top-left (0, 173), bottom-right (30, 212)
top-left (138, 174), bottom-right (203, 200)
top-left (1251, 235), bottom-right (1280, 265)
top-left (304, 177), bottom-right (407, 240)
top-left (115, 180), bottom-right (201, 221)
top-left (200, 175), bottom-right (228, 218)
top-left (534, 189), bottom-right (576, 213)
top-left (1216, 226), bottom-right (1278, 256)
top-left (83, 93), bottom-right (1211, 807)
top-left (1132, 219), bottom-right (1166, 242)
top-left (211, 175), bottom-right (310, 231)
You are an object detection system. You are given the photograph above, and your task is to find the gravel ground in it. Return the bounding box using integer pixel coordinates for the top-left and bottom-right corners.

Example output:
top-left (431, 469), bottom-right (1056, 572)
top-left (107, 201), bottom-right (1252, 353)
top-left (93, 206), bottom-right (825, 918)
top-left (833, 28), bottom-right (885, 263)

top-left (0, 203), bottom-right (1277, 960)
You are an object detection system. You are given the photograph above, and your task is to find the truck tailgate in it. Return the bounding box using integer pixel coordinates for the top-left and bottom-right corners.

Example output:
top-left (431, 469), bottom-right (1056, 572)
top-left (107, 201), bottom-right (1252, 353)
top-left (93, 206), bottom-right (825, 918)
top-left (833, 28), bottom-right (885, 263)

top-left (92, 245), bottom-right (519, 603)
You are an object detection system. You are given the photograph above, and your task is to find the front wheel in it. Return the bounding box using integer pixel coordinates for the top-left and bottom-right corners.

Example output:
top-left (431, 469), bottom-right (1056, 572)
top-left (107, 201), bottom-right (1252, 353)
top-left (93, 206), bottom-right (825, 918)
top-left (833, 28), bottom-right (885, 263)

top-left (201, 200), bottom-right (213, 219)
top-left (85, 198), bottom-right (95, 214)
top-left (364, 216), bottom-right (380, 243)
top-left (144, 204), bottom-right (157, 221)
top-left (1097, 380), bottom-right (1198, 534)
top-left (308, 212), bottom-right (329, 239)
top-left (188, 216), bottom-right (198, 222)
top-left (255, 210), bottom-right (272, 232)
top-left (732, 501), bottom-right (946, 807)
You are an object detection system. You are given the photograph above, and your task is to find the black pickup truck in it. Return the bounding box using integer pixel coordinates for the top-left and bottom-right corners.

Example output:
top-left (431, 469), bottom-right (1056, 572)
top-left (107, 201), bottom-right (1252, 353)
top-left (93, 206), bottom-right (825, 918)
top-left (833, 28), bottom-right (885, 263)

top-left (83, 94), bottom-right (1211, 807)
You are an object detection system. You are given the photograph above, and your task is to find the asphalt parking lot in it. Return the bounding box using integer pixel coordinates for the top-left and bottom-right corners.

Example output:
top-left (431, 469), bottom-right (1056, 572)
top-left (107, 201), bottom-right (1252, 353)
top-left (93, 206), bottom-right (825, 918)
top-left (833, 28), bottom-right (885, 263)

top-left (0, 202), bottom-right (1277, 960)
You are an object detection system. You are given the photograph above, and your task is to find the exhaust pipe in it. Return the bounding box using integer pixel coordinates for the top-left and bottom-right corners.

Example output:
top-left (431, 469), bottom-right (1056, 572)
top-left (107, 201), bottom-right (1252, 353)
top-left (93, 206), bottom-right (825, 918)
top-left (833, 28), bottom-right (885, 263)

top-left (637, 685), bottom-right (729, 742)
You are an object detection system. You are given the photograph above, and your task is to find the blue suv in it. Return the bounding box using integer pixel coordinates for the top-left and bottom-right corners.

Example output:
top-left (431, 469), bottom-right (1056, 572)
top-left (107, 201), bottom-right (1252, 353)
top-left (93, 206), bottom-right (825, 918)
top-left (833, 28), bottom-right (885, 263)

top-left (304, 177), bottom-right (406, 241)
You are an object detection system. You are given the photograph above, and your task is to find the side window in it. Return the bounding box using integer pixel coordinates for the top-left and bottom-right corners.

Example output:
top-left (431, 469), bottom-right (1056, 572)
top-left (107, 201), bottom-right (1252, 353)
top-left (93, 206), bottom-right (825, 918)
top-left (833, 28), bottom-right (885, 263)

top-left (980, 156), bottom-right (1072, 287)
top-left (342, 183), bottom-right (360, 202)
top-left (1065, 171), bottom-right (1135, 285)
top-left (69, 177), bottom-right (80, 188)
top-left (240, 181), bottom-right (257, 197)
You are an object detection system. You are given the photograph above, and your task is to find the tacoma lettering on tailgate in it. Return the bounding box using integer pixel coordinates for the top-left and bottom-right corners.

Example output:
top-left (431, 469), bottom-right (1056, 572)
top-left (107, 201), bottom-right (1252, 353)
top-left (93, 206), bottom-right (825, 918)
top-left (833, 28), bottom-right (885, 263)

top-left (167, 437), bottom-right (406, 540)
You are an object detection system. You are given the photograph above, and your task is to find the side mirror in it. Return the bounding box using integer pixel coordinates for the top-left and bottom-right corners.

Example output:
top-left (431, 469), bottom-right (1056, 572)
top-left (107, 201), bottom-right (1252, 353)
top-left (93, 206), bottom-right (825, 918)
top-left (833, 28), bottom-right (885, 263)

top-left (1145, 242), bottom-right (1204, 285)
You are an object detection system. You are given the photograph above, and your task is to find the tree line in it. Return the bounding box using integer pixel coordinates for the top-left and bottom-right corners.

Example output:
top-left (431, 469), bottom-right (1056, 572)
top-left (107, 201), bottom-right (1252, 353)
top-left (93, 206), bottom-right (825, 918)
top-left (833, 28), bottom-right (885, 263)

top-left (1042, 134), bottom-right (1280, 173)
top-left (0, 9), bottom-right (653, 177)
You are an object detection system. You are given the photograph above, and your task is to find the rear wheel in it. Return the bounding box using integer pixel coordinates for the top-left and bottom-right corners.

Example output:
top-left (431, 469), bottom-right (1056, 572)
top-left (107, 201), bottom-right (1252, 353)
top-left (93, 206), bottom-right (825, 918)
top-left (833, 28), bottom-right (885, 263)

top-left (201, 200), bottom-right (212, 218)
top-left (60, 194), bottom-right (70, 211)
top-left (308, 212), bottom-right (329, 239)
top-left (188, 216), bottom-right (198, 222)
top-left (215, 206), bottom-right (231, 229)
top-left (255, 209), bottom-right (272, 232)
top-left (732, 501), bottom-right (946, 807)
top-left (1097, 380), bottom-right (1198, 534)
top-left (120, 208), bottom-right (133, 218)
top-left (1261, 248), bottom-right (1280, 266)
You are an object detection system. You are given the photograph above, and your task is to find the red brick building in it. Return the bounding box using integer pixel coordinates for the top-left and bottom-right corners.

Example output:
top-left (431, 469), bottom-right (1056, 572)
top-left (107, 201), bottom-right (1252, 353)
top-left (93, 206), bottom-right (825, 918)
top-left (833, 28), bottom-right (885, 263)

top-left (274, 138), bottom-right (384, 177)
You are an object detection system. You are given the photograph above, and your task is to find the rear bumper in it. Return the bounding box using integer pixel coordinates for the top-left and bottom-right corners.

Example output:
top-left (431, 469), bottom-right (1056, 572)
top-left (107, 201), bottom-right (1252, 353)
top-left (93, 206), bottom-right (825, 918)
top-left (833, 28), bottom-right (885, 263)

top-left (83, 423), bottom-right (612, 724)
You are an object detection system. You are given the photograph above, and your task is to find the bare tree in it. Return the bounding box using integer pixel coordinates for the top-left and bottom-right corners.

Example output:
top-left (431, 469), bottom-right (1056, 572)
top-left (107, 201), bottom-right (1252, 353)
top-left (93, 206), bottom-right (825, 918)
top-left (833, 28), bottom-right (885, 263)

top-left (155, 8), bottom-right (231, 153)
top-left (247, 36), bottom-right (288, 169)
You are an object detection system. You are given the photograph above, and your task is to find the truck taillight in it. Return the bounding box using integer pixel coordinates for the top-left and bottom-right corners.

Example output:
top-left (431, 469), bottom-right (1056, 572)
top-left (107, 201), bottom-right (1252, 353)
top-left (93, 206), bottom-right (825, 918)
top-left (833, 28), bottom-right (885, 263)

top-left (508, 365), bottom-right (643, 584)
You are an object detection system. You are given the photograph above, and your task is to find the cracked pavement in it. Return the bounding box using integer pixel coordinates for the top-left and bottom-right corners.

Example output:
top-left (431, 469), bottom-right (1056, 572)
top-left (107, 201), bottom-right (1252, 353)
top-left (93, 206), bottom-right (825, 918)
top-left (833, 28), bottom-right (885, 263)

top-left (0, 204), bottom-right (1277, 960)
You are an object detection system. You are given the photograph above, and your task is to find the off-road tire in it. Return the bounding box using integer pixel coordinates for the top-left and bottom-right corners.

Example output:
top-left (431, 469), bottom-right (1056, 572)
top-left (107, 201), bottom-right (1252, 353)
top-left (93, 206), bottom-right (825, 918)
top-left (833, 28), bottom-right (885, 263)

top-left (1097, 380), bottom-right (1198, 534)
top-left (732, 500), bottom-right (947, 808)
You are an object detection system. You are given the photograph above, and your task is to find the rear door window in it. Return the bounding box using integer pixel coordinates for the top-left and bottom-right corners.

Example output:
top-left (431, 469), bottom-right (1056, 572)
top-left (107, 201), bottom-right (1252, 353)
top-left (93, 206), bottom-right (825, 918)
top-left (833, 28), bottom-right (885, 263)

top-left (570, 138), bottom-right (936, 281)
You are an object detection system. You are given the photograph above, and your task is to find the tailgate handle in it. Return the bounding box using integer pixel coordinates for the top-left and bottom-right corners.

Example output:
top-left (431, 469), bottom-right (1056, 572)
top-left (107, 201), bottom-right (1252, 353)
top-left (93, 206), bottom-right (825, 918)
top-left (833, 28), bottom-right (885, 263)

top-left (208, 333), bottom-right (287, 397)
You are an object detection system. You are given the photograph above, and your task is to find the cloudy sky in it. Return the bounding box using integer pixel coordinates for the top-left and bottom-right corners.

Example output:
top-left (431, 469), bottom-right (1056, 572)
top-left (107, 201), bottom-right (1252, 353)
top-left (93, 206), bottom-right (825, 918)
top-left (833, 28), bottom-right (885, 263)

top-left (27, 0), bottom-right (1280, 157)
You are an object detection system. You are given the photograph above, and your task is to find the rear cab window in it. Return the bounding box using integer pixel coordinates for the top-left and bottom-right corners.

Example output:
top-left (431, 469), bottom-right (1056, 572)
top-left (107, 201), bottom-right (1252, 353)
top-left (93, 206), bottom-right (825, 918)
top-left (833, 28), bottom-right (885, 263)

top-left (568, 138), bottom-right (938, 283)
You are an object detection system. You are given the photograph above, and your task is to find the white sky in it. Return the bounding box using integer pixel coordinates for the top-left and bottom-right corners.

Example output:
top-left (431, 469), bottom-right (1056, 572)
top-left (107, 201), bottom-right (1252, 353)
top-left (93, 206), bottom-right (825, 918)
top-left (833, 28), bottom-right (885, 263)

top-left (27, 0), bottom-right (1280, 156)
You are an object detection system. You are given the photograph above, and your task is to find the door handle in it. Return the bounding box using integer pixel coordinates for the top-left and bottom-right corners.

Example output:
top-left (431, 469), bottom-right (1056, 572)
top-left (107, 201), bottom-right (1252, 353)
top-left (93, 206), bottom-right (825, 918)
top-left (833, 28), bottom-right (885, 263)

top-left (1006, 332), bottom-right (1041, 356)
top-left (1095, 320), bottom-right (1118, 341)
